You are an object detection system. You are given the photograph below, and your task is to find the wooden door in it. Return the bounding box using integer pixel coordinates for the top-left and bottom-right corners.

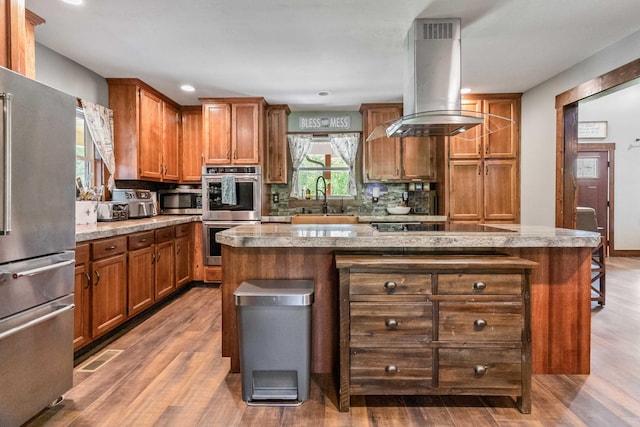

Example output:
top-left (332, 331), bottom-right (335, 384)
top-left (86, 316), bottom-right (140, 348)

top-left (362, 106), bottom-right (402, 181)
top-left (484, 159), bottom-right (518, 222)
top-left (162, 102), bottom-right (180, 182)
top-left (402, 137), bottom-right (437, 180)
top-left (91, 254), bottom-right (127, 338)
top-left (139, 88), bottom-right (163, 180)
top-left (155, 240), bottom-right (176, 299)
top-left (449, 99), bottom-right (483, 159)
top-left (265, 105), bottom-right (290, 183)
top-left (73, 263), bottom-right (91, 350)
top-left (175, 235), bottom-right (191, 288)
top-left (180, 107), bottom-right (203, 182)
top-left (448, 160), bottom-right (483, 222)
top-left (127, 246), bottom-right (155, 316)
top-left (232, 103), bottom-right (260, 164)
top-left (483, 98), bottom-right (519, 159)
top-left (577, 148), bottom-right (611, 244)
top-left (203, 103), bottom-right (232, 164)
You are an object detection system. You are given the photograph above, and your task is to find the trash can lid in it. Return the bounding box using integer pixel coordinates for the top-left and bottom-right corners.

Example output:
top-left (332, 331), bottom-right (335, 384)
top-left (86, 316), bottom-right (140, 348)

top-left (234, 279), bottom-right (315, 306)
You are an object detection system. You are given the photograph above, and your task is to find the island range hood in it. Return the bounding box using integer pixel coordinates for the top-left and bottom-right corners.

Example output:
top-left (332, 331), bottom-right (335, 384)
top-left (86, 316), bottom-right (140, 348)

top-left (367, 18), bottom-right (510, 141)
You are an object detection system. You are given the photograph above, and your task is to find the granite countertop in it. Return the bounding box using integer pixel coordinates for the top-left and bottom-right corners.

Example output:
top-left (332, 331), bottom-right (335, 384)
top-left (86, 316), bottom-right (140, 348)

top-left (260, 215), bottom-right (447, 223)
top-left (216, 223), bottom-right (601, 249)
top-left (76, 215), bottom-right (201, 242)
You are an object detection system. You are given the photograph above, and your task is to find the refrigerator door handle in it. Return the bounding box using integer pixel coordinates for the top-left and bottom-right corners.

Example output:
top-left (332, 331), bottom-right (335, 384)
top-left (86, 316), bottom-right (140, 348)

top-left (0, 303), bottom-right (74, 341)
top-left (0, 92), bottom-right (12, 235)
top-left (10, 259), bottom-right (75, 280)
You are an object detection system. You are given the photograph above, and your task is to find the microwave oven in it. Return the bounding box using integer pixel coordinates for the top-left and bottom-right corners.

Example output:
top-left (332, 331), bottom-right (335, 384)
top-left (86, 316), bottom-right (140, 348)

top-left (158, 188), bottom-right (202, 214)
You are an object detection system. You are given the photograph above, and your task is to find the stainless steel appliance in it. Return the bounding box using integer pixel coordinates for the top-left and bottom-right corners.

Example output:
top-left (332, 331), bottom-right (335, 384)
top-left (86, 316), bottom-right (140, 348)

top-left (202, 166), bottom-right (262, 266)
top-left (0, 67), bottom-right (76, 426)
top-left (158, 187), bottom-right (202, 214)
top-left (97, 201), bottom-right (129, 221)
top-left (112, 189), bottom-right (157, 218)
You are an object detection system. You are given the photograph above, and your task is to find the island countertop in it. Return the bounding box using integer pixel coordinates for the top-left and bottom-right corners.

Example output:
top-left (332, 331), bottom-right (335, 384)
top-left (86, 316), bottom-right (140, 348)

top-left (216, 223), bottom-right (600, 248)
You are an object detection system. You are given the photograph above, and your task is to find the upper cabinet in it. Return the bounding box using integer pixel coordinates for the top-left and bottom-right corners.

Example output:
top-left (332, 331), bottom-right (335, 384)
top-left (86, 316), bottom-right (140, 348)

top-left (265, 105), bottom-right (290, 184)
top-left (360, 103), bottom-right (437, 182)
top-left (107, 79), bottom-right (180, 182)
top-left (180, 106), bottom-right (203, 183)
top-left (201, 97), bottom-right (266, 165)
top-left (1, 5), bottom-right (44, 78)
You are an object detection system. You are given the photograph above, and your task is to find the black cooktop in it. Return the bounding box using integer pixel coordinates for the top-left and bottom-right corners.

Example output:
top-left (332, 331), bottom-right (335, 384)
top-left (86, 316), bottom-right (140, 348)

top-left (371, 223), bottom-right (515, 233)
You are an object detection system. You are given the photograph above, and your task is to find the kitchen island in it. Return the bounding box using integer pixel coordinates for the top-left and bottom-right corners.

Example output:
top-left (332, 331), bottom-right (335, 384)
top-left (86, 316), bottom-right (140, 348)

top-left (218, 223), bottom-right (600, 376)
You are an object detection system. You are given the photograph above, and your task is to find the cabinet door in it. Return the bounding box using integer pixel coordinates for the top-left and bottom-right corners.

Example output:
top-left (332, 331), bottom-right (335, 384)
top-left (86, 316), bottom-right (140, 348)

top-left (91, 253), bottom-right (127, 338)
top-left (232, 103), bottom-right (260, 164)
top-left (484, 159), bottom-right (518, 222)
top-left (265, 106), bottom-right (289, 183)
top-left (139, 88), bottom-right (163, 180)
top-left (483, 98), bottom-right (519, 159)
top-left (155, 240), bottom-right (175, 299)
top-left (402, 136), bottom-right (437, 181)
top-left (73, 263), bottom-right (91, 350)
top-left (162, 102), bottom-right (180, 182)
top-left (449, 99), bottom-right (483, 159)
top-left (203, 103), bottom-right (232, 164)
top-left (363, 107), bottom-right (402, 181)
top-left (180, 108), bottom-right (203, 182)
top-left (448, 160), bottom-right (483, 222)
top-left (175, 235), bottom-right (191, 288)
top-left (127, 246), bottom-right (155, 316)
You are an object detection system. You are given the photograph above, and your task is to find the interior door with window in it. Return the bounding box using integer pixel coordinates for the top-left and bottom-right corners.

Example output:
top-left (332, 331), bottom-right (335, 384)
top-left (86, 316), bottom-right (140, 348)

top-left (576, 146), bottom-right (612, 249)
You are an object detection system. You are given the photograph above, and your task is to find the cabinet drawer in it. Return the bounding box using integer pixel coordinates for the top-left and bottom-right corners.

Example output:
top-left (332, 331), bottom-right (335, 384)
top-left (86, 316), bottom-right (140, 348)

top-left (75, 243), bottom-right (90, 265)
top-left (439, 348), bottom-right (522, 390)
top-left (91, 236), bottom-right (127, 260)
top-left (439, 302), bottom-right (522, 342)
top-left (155, 226), bottom-right (174, 243)
top-left (128, 231), bottom-right (155, 250)
top-left (350, 302), bottom-right (432, 346)
top-left (350, 347), bottom-right (433, 394)
top-left (350, 273), bottom-right (431, 296)
top-left (438, 273), bottom-right (521, 295)
top-left (175, 223), bottom-right (191, 237)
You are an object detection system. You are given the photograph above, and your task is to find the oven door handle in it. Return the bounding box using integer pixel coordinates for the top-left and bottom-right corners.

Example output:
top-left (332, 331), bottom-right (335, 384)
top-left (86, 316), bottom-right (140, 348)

top-left (205, 176), bottom-right (260, 182)
top-left (0, 303), bottom-right (75, 341)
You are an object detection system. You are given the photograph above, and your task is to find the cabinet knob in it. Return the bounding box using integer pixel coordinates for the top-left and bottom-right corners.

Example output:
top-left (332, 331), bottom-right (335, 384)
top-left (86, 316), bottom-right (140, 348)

top-left (385, 365), bottom-right (398, 374)
top-left (385, 319), bottom-right (398, 328)
top-left (472, 281), bottom-right (487, 291)
top-left (383, 281), bottom-right (397, 292)
top-left (473, 364), bottom-right (488, 376)
top-left (474, 319), bottom-right (488, 329)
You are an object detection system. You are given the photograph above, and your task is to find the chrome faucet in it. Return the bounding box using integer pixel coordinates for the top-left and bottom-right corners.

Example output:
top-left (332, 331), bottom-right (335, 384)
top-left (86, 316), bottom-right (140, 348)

top-left (315, 176), bottom-right (328, 214)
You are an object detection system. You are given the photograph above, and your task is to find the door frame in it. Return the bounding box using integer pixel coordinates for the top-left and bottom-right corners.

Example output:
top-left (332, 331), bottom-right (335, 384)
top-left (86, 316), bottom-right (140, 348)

top-left (577, 143), bottom-right (615, 255)
top-left (555, 58), bottom-right (640, 256)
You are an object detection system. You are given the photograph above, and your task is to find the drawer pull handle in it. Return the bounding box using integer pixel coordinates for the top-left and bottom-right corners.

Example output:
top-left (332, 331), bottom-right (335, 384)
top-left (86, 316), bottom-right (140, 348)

top-left (139, 238), bottom-right (147, 243)
top-left (385, 319), bottom-right (398, 328)
top-left (105, 245), bottom-right (117, 250)
top-left (472, 281), bottom-right (487, 291)
top-left (474, 319), bottom-right (488, 329)
top-left (474, 365), bottom-right (488, 376)
top-left (385, 365), bottom-right (398, 374)
top-left (383, 281), bottom-right (397, 292)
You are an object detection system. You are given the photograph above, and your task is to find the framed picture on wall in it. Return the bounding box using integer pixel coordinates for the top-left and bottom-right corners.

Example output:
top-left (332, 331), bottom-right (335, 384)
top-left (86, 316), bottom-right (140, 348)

top-left (578, 121), bottom-right (608, 139)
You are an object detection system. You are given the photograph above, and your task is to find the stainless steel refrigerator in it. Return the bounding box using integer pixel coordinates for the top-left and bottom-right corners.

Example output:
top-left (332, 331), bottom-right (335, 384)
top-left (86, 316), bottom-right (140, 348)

top-left (0, 67), bottom-right (76, 426)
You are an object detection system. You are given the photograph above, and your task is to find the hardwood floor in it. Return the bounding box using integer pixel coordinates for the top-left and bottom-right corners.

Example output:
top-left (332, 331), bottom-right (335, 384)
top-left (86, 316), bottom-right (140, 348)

top-left (26, 257), bottom-right (640, 426)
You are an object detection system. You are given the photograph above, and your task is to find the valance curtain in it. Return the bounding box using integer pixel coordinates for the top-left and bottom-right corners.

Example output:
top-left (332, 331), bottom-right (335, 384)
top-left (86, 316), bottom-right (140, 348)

top-left (329, 133), bottom-right (359, 196)
top-left (288, 134), bottom-right (313, 197)
top-left (80, 99), bottom-right (116, 191)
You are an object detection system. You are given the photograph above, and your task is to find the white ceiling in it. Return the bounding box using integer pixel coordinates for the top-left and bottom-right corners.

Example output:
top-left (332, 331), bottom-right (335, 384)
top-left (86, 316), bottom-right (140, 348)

top-left (25, 0), bottom-right (640, 111)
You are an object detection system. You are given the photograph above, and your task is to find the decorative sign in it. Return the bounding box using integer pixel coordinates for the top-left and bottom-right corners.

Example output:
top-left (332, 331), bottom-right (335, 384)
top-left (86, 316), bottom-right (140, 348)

top-left (577, 157), bottom-right (599, 179)
top-left (299, 115), bottom-right (351, 130)
top-left (578, 121), bottom-right (608, 139)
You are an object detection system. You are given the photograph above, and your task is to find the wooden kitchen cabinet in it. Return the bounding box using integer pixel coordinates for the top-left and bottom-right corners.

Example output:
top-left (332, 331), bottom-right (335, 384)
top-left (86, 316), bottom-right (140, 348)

top-left (108, 78), bottom-right (181, 182)
top-left (154, 227), bottom-right (176, 300)
top-left (265, 104), bottom-right (290, 183)
top-left (1, 4), bottom-right (44, 77)
top-left (337, 254), bottom-right (536, 414)
top-left (201, 97), bottom-right (266, 165)
top-left (180, 106), bottom-right (204, 182)
top-left (175, 223), bottom-right (192, 288)
top-left (73, 243), bottom-right (91, 350)
top-left (127, 231), bottom-right (156, 316)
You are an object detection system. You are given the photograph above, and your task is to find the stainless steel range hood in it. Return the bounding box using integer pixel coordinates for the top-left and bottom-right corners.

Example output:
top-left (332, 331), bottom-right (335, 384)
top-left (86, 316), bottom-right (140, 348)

top-left (367, 18), bottom-right (509, 141)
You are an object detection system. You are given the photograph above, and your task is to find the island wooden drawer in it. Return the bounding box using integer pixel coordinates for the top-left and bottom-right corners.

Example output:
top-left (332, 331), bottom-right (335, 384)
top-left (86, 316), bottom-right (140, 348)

top-left (350, 347), bottom-right (433, 393)
top-left (438, 348), bottom-right (522, 390)
top-left (350, 302), bottom-right (432, 346)
top-left (437, 273), bottom-right (522, 295)
top-left (128, 231), bottom-right (155, 250)
top-left (349, 273), bottom-right (431, 296)
top-left (91, 236), bottom-right (127, 260)
top-left (155, 226), bottom-right (174, 243)
top-left (439, 302), bottom-right (522, 342)
top-left (175, 223), bottom-right (191, 237)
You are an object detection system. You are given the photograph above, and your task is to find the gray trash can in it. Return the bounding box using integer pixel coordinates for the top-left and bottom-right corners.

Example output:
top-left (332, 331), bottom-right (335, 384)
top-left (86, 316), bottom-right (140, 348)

top-left (234, 279), bottom-right (314, 406)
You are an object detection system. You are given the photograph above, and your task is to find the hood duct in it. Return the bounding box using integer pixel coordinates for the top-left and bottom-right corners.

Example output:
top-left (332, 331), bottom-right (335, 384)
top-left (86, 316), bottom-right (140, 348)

top-left (367, 18), bottom-right (511, 141)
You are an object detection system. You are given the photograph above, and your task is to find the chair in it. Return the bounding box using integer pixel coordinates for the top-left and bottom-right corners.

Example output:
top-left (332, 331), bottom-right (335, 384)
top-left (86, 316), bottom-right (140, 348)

top-left (576, 207), bottom-right (606, 306)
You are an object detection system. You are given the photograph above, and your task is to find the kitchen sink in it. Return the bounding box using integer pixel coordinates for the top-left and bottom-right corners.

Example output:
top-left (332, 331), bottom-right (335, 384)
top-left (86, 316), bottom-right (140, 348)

top-left (290, 214), bottom-right (359, 224)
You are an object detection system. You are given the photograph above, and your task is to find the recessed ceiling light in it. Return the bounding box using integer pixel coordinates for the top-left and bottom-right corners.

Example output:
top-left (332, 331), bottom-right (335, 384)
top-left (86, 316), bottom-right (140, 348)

top-left (61, 0), bottom-right (84, 5)
top-left (460, 87), bottom-right (472, 94)
top-left (181, 84), bottom-right (195, 92)
top-left (317, 90), bottom-right (330, 97)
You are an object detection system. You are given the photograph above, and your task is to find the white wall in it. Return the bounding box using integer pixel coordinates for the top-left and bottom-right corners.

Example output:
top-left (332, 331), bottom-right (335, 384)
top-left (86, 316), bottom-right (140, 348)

top-left (520, 30), bottom-right (640, 228)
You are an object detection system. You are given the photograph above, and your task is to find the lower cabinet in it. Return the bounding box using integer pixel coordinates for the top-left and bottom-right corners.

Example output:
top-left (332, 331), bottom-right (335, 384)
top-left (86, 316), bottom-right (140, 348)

top-left (175, 223), bottom-right (192, 288)
top-left (336, 254), bottom-right (536, 414)
top-left (127, 231), bottom-right (155, 316)
top-left (154, 227), bottom-right (176, 299)
top-left (73, 244), bottom-right (91, 350)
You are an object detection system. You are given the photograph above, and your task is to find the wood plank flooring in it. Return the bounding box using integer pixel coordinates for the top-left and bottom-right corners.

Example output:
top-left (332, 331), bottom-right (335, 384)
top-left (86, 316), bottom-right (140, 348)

top-left (26, 257), bottom-right (640, 426)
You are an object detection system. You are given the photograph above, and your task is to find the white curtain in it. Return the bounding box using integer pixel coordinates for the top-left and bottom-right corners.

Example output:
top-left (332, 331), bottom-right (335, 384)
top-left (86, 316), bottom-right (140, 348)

top-left (80, 99), bottom-right (116, 191)
top-left (288, 134), bottom-right (313, 197)
top-left (330, 133), bottom-right (359, 196)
